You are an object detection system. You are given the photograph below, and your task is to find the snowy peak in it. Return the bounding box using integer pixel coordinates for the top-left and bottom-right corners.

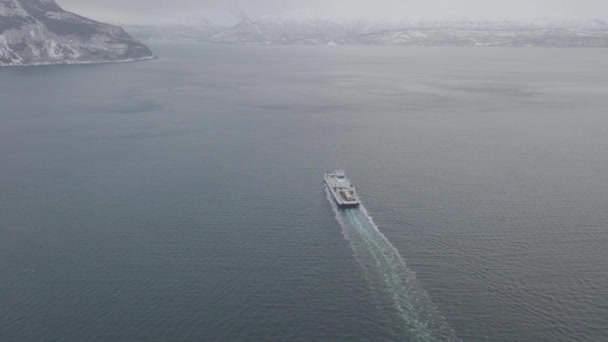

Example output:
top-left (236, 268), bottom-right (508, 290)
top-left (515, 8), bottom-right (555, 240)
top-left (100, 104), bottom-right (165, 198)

top-left (198, 17), bottom-right (608, 47)
top-left (208, 18), bottom-right (351, 45)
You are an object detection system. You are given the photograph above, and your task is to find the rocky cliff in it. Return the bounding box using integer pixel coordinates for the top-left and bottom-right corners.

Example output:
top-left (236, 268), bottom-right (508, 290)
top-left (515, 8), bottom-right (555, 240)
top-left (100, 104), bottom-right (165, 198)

top-left (0, 0), bottom-right (153, 66)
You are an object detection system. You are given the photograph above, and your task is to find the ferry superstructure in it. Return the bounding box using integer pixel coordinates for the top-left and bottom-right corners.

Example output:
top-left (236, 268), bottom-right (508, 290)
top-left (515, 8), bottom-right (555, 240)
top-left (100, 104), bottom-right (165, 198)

top-left (324, 169), bottom-right (361, 208)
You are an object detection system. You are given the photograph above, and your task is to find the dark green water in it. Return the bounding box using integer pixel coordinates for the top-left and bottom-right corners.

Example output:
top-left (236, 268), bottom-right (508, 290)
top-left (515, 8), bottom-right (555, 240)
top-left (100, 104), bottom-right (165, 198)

top-left (1, 44), bottom-right (608, 341)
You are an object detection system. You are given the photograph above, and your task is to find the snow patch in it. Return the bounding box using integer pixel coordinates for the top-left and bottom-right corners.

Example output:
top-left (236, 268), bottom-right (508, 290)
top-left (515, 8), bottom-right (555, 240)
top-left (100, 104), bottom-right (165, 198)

top-left (0, 0), bottom-right (27, 17)
top-left (45, 11), bottom-right (79, 21)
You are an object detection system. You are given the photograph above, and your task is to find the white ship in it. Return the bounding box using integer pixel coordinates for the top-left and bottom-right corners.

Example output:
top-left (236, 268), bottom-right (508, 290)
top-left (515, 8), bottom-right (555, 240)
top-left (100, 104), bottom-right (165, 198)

top-left (324, 168), bottom-right (361, 208)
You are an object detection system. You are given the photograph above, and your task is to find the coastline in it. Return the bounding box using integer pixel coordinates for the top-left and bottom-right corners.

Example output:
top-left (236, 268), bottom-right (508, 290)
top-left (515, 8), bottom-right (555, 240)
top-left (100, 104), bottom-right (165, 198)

top-left (0, 55), bottom-right (157, 68)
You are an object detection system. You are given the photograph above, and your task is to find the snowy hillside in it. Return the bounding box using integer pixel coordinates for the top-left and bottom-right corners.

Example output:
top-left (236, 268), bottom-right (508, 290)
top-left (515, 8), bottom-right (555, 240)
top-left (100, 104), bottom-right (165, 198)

top-left (130, 17), bottom-right (608, 47)
top-left (0, 0), bottom-right (153, 66)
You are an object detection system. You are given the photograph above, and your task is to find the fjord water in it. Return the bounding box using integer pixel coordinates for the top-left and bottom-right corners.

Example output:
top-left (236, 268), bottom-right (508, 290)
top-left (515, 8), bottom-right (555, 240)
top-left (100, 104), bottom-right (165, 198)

top-left (1, 44), bottom-right (608, 341)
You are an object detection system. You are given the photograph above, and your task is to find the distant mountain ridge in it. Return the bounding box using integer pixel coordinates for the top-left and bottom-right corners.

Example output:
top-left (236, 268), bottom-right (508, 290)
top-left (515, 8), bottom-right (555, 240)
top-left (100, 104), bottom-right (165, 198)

top-left (0, 0), bottom-right (153, 66)
top-left (126, 18), bottom-right (608, 47)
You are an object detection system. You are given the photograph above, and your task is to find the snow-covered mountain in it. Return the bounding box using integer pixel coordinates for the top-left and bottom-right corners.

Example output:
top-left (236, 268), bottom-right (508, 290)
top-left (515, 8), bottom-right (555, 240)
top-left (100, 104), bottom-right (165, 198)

top-left (212, 18), bottom-right (608, 47)
top-left (0, 0), bottom-right (153, 66)
top-left (207, 18), bottom-right (352, 45)
top-left (340, 25), bottom-right (608, 47)
top-left (124, 20), bottom-right (221, 42)
top-left (136, 17), bottom-right (608, 47)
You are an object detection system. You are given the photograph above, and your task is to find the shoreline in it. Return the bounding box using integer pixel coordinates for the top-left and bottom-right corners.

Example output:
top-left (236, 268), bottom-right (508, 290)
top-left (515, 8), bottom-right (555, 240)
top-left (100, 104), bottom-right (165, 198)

top-left (0, 55), bottom-right (157, 68)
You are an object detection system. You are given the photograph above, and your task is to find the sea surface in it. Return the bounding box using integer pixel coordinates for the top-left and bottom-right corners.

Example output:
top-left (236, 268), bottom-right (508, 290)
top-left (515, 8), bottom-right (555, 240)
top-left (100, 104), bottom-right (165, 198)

top-left (1, 44), bottom-right (608, 341)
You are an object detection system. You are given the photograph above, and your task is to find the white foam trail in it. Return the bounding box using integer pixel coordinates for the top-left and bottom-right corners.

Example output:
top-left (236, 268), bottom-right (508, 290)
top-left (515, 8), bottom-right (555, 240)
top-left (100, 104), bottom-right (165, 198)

top-left (326, 187), bottom-right (460, 341)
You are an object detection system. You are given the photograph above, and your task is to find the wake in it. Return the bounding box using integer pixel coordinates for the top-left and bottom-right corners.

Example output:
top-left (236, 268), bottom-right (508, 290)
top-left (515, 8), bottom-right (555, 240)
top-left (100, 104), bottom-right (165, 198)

top-left (326, 188), bottom-right (460, 341)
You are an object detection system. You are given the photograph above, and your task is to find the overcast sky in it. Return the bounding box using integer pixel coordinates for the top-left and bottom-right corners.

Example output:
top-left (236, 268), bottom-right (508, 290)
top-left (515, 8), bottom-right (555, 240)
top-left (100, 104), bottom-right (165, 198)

top-left (57, 0), bottom-right (608, 25)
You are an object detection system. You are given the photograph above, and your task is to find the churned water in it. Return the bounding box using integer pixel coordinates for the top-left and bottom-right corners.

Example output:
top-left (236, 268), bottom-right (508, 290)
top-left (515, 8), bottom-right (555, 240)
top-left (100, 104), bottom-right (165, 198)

top-left (1, 43), bottom-right (608, 341)
top-left (326, 188), bottom-right (460, 342)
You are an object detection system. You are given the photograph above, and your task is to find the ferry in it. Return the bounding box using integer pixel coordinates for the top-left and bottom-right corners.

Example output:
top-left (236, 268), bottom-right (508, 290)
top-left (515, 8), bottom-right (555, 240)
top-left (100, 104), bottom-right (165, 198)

top-left (324, 168), bottom-right (361, 208)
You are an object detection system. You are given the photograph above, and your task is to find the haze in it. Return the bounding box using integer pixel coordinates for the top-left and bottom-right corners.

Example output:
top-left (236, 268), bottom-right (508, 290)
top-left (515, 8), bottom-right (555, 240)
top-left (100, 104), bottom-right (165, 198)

top-left (57, 0), bottom-right (608, 25)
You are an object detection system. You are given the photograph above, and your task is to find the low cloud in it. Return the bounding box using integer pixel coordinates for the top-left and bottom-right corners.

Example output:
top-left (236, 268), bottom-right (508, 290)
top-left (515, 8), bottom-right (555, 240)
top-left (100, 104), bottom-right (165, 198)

top-left (57, 0), bottom-right (608, 25)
